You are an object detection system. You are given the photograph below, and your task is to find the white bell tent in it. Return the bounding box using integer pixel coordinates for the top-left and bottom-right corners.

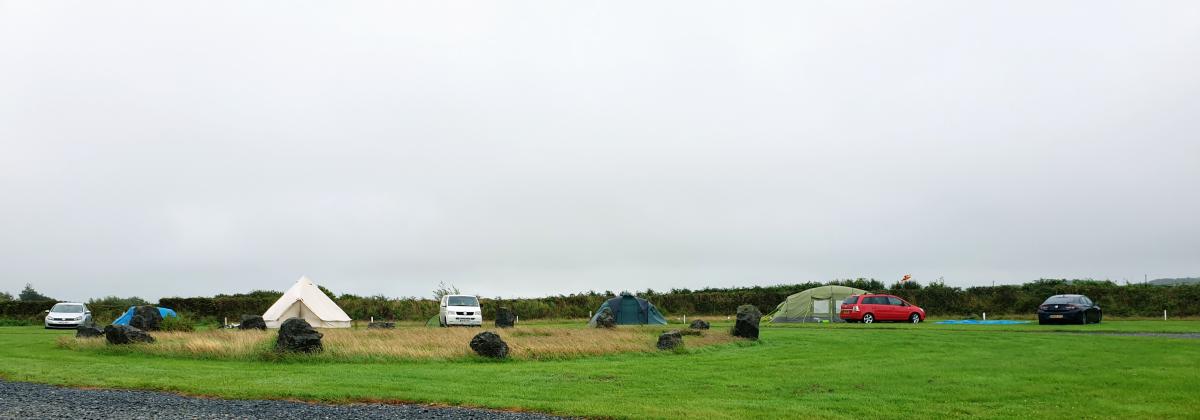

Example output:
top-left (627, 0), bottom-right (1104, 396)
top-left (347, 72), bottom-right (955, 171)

top-left (262, 276), bottom-right (353, 328)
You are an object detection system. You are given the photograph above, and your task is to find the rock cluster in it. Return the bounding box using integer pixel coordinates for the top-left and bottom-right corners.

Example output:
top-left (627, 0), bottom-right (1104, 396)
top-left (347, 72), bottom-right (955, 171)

top-left (689, 319), bottom-right (710, 330)
top-left (104, 325), bottom-right (155, 344)
top-left (656, 330), bottom-right (683, 350)
top-left (469, 331), bottom-right (509, 359)
top-left (275, 318), bottom-right (323, 353)
top-left (128, 306), bottom-right (163, 331)
top-left (239, 315), bottom-right (267, 330)
top-left (494, 307), bottom-right (516, 328)
top-left (367, 321), bottom-right (396, 329)
top-left (75, 325), bottom-right (105, 338)
top-left (732, 304), bottom-right (762, 340)
top-left (594, 307), bottom-right (616, 329)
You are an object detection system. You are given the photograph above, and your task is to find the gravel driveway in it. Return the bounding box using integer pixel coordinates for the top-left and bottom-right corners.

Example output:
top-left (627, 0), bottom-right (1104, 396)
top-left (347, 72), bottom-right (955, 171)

top-left (0, 380), bottom-right (565, 419)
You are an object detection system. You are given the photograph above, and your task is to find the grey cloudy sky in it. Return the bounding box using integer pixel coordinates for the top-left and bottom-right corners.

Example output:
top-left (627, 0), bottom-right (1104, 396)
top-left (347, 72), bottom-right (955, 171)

top-left (2, 1), bottom-right (1198, 302)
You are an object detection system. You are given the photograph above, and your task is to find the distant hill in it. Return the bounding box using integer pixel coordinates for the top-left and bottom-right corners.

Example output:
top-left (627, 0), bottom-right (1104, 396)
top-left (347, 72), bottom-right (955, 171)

top-left (1149, 277), bottom-right (1200, 286)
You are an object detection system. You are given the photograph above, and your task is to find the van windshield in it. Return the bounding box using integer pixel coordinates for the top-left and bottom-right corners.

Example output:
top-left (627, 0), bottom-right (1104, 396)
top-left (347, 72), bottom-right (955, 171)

top-left (447, 296), bottom-right (479, 307)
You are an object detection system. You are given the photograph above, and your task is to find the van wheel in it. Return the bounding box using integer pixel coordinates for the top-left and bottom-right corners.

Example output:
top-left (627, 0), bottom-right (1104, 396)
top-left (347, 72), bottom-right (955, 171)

top-left (910, 313), bottom-right (921, 324)
top-left (862, 314), bottom-right (874, 324)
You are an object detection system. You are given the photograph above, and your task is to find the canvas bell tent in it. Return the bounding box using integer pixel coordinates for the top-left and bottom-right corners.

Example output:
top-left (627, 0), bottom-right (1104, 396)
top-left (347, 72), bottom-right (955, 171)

top-left (768, 285), bottom-right (867, 323)
top-left (262, 276), bottom-right (353, 328)
top-left (587, 292), bottom-right (668, 326)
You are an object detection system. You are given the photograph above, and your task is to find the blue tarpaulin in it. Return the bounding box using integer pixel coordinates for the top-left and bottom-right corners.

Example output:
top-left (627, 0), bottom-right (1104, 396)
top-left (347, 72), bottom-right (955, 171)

top-left (935, 320), bottom-right (1030, 325)
top-left (112, 306), bottom-right (178, 326)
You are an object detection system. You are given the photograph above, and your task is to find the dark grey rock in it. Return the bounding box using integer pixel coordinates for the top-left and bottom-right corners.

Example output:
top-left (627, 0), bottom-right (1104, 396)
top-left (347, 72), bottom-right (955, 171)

top-left (367, 321), bottom-right (395, 329)
top-left (75, 325), bottom-right (105, 338)
top-left (275, 318), bottom-right (323, 353)
top-left (128, 306), bottom-right (163, 331)
top-left (689, 319), bottom-right (710, 330)
top-left (104, 325), bottom-right (155, 345)
top-left (495, 307), bottom-right (516, 328)
top-left (469, 331), bottom-right (509, 359)
top-left (594, 307), bottom-right (616, 329)
top-left (656, 330), bottom-right (683, 350)
top-left (239, 315), bottom-right (267, 330)
top-left (732, 304), bottom-right (762, 340)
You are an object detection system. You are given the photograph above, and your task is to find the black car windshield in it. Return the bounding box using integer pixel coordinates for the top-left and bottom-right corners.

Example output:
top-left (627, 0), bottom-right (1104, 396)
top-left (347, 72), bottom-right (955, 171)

top-left (447, 296), bottom-right (478, 306)
top-left (1042, 296), bottom-right (1078, 305)
top-left (51, 304), bottom-right (85, 313)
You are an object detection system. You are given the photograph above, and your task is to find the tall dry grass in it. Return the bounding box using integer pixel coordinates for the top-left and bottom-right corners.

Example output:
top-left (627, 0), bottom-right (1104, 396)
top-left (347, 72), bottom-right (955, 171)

top-left (57, 326), bottom-right (738, 361)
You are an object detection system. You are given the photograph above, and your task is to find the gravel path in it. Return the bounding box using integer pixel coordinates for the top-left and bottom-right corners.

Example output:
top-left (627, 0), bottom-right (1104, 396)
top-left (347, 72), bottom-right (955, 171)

top-left (0, 380), bottom-right (565, 419)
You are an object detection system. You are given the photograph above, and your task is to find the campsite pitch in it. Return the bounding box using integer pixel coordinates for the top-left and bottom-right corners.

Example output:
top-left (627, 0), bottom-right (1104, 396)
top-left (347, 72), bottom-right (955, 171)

top-left (56, 326), bottom-right (737, 361)
top-left (2, 321), bottom-right (1199, 419)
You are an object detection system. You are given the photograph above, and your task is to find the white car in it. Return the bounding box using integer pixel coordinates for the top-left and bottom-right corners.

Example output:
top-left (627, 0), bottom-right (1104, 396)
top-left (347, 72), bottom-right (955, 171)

top-left (439, 295), bottom-right (482, 327)
top-left (44, 302), bottom-right (92, 329)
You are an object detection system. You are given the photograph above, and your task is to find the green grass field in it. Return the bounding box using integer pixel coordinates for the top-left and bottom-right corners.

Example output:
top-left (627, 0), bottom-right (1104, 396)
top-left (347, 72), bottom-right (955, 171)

top-left (2, 321), bottom-right (1198, 419)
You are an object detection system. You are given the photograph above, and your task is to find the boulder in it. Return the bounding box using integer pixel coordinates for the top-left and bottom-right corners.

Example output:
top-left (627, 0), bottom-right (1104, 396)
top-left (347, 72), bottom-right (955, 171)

top-left (75, 325), bottom-right (105, 338)
top-left (239, 315), bottom-right (267, 330)
top-left (689, 319), bottom-right (710, 330)
top-left (128, 306), bottom-right (163, 331)
top-left (367, 321), bottom-right (396, 329)
top-left (104, 325), bottom-right (155, 344)
top-left (594, 307), bottom-right (616, 329)
top-left (469, 331), bottom-right (509, 359)
top-left (657, 330), bottom-right (683, 350)
top-left (275, 318), bottom-right (323, 353)
top-left (732, 304), bottom-right (762, 340)
top-left (494, 307), bottom-right (516, 328)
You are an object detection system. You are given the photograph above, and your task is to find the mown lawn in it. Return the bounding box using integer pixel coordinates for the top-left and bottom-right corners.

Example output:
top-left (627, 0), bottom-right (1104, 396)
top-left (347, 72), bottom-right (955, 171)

top-left (1, 321), bottom-right (1198, 419)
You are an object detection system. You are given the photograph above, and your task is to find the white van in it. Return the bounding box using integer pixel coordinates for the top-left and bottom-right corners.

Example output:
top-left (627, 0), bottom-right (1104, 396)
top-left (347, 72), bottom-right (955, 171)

top-left (439, 295), bottom-right (482, 327)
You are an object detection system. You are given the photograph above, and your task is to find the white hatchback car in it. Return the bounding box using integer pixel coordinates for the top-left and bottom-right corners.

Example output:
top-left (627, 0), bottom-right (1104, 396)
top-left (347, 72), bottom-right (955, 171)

top-left (439, 295), bottom-right (482, 327)
top-left (44, 302), bottom-right (92, 329)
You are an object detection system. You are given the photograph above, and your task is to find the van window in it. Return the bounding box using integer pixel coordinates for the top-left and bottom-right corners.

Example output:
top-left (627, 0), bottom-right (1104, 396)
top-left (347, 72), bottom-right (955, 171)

top-left (446, 296), bottom-right (479, 306)
top-left (887, 297), bottom-right (904, 306)
top-left (862, 296), bottom-right (885, 305)
top-left (842, 296), bottom-right (859, 305)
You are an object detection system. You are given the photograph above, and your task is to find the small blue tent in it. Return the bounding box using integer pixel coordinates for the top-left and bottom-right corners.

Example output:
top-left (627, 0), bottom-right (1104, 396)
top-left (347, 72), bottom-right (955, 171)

top-left (112, 306), bottom-right (177, 326)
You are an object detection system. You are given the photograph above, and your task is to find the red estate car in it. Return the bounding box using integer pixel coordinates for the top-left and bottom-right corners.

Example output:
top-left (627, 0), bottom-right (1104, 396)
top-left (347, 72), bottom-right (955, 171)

top-left (839, 294), bottom-right (925, 324)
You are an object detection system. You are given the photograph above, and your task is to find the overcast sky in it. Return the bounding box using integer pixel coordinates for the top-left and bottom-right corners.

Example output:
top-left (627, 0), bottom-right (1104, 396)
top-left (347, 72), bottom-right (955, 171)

top-left (2, 1), bottom-right (1198, 302)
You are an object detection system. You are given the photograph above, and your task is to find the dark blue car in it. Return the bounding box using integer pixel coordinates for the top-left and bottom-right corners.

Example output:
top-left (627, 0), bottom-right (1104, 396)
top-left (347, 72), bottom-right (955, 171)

top-left (1038, 294), bottom-right (1102, 325)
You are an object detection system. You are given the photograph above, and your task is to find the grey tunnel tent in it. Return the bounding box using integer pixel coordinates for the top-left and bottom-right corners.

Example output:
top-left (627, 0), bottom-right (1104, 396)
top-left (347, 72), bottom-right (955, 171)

top-left (587, 292), bottom-right (668, 326)
top-left (768, 285), bottom-right (868, 323)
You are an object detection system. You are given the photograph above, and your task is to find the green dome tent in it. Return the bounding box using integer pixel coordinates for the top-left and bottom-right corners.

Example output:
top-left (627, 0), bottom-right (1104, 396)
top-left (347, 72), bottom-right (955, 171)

top-left (587, 292), bottom-right (668, 326)
top-left (768, 285), bottom-right (867, 323)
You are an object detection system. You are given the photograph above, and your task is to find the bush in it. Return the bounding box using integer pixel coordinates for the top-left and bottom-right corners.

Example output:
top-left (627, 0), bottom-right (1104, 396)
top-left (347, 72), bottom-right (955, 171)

top-left (160, 313), bottom-right (196, 332)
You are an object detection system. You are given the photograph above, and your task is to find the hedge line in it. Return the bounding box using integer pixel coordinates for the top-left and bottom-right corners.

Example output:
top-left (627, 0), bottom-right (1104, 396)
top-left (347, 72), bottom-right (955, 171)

top-left (3, 279), bottom-right (1197, 322)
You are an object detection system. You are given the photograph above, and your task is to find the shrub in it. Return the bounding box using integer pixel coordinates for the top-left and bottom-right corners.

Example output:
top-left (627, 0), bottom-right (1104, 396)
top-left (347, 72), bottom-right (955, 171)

top-left (160, 313), bottom-right (196, 332)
